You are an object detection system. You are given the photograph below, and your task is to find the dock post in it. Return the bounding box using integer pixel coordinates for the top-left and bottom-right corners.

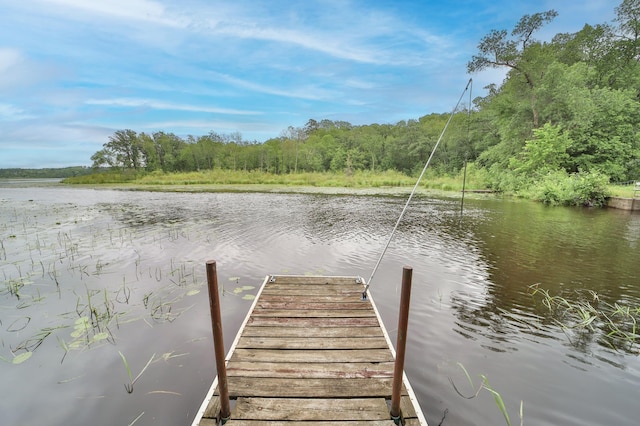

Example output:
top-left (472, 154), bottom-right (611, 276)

top-left (390, 266), bottom-right (413, 424)
top-left (205, 260), bottom-right (231, 423)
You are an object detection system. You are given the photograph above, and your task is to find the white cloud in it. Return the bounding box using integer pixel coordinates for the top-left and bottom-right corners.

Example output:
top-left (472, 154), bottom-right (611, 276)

top-left (142, 119), bottom-right (279, 133)
top-left (209, 21), bottom-right (386, 64)
top-left (0, 103), bottom-right (33, 121)
top-left (85, 98), bottom-right (261, 115)
top-left (0, 48), bottom-right (23, 72)
top-left (40, 0), bottom-right (188, 27)
top-left (191, 2), bottom-right (447, 66)
top-left (210, 72), bottom-right (339, 101)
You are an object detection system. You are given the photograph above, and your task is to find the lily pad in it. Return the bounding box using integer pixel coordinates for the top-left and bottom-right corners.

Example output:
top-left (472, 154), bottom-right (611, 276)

top-left (233, 285), bottom-right (255, 294)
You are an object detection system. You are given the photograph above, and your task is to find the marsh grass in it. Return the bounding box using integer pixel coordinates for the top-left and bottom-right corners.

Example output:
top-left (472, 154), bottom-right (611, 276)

top-left (139, 169), bottom-right (423, 188)
top-left (119, 351), bottom-right (156, 393)
top-left (67, 168), bottom-right (497, 193)
top-left (128, 412), bottom-right (145, 426)
top-left (66, 169), bottom-right (419, 188)
top-left (449, 362), bottom-right (523, 426)
top-left (608, 184), bottom-right (637, 198)
top-left (1, 201), bottom-right (211, 367)
top-left (529, 284), bottom-right (640, 353)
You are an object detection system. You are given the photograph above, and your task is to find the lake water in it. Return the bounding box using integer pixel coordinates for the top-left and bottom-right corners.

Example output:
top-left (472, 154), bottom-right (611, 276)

top-left (1, 183), bottom-right (639, 425)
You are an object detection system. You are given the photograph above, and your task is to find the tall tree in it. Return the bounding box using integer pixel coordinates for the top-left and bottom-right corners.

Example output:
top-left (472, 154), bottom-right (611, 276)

top-left (468, 10), bottom-right (558, 128)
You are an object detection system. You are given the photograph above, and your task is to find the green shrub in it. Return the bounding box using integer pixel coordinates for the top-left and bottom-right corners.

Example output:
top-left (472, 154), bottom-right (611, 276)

top-left (531, 170), bottom-right (610, 206)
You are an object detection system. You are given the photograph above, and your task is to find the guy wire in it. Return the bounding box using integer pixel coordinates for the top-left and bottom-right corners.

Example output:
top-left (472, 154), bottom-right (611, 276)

top-left (363, 78), bottom-right (473, 299)
top-left (460, 78), bottom-right (473, 215)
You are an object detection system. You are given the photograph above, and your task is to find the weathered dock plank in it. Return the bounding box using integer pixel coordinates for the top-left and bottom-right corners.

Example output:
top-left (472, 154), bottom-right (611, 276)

top-left (240, 325), bottom-right (384, 338)
top-left (247, 316), bottom-right (380, 327)
top-left (224, 421), bottom-right (398, 426)
top-left (230, 348), bottom-right (395, 363)
top-left (236, 336), bottom-right (389, 349)
top-left (192, 275), bottom-right (427, 426)
top-left (228, 377), bottom-right (398, 398)
top-left (255, 301), bottom-right (373, 310)
top-left (232, 397), bottom-right (390, 421)
top-left (258, 294), bottom-right (366, 303)
top-left (226, 361), bottom-right (395, 379)
top-left (251, 308), bottom-right (376, 318)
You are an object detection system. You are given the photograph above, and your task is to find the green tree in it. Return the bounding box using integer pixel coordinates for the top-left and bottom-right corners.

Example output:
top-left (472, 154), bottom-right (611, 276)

top-left (468, 10), bottom-right (558, 128)
top-left (91, 129), bottom-right (141, 170)
top-left (510, 123), bottom-right (571, 176)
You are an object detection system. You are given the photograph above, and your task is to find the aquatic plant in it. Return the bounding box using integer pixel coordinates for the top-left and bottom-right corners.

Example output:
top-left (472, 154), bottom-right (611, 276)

top-left (0, 351), bottom-right (33, 365)
top-left (449, 363), bottom-right (523, 426)
top-left (119, 351), bottom-right (156, 394)
top-left (128, 412), bottom-right (144, 426)
top-left (529, 284), bottom-right (640, 353)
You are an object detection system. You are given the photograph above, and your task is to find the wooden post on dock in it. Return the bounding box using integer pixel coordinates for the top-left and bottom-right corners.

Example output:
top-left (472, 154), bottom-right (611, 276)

top-left (205, 260), bottom-right (231, 423)
top-left (390, 266), bottom-right (413, 423)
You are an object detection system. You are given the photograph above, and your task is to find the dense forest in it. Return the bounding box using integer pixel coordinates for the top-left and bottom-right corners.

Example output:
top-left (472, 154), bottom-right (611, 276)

top-left (87, 1), bottom-right (640, 204)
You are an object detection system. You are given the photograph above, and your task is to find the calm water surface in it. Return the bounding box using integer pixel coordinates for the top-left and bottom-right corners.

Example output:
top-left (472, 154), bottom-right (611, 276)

top-left (1, 184), bottom-right (639, 425)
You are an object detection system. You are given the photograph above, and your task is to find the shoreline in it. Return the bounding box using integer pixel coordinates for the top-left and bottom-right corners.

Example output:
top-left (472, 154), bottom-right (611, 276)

top-left (64, 182), bottom-right (501, 200)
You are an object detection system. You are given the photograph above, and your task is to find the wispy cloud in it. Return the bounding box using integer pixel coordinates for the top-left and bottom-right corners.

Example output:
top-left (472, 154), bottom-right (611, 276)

top-left (0, 48), bottom-right (23, 72)
top-left (0, 103), bottom-right (34, 121)
top-left (85, 98), bottom-right (261, 115)
top-left (40, 0), bottom-right (188, 27)
top-left (142, 119), bottom-right (281, 134)
top-left (210, 72), bottom-right (339, 101)
top-left (209, 22), bottom-right (388, 65)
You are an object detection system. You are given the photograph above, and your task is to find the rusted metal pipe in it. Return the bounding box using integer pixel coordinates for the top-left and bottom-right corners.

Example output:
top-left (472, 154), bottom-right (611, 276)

top-left (390, 266), bottom-right (413, 423)
top-left (205, 260), bottom-right (231, 423)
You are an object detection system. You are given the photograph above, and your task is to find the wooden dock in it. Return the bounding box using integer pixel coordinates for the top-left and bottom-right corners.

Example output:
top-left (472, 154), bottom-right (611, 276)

top-left (191, 275), bottom-right (427, 426)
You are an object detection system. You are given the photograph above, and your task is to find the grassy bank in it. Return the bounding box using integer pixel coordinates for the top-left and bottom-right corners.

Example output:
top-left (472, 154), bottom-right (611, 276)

top-left (63, 168), bottom-right (630, 206)
top-left (63, 169), bottom-right (490, 193)
top-left (608, 184), bottom-right (637, 198)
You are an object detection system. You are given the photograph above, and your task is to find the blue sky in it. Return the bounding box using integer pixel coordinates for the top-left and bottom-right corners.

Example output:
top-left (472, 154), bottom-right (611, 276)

top-left (0, 0), bottom-right (617, 168)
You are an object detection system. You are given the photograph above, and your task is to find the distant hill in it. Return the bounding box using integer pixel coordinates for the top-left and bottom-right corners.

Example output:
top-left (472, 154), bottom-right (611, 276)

top-left (0, 166), bottom-right (93, 179)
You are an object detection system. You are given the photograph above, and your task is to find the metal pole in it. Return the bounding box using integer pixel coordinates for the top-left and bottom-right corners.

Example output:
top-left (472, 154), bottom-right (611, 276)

top-left (206, 260), bottom-right (231, 423)
top-left (460, 153), bottom-right (468, 216)
top-left (390, 266), bottom-right (413, 423)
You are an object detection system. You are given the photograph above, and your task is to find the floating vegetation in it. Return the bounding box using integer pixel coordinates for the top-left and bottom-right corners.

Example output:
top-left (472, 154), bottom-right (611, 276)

top-left (0, 192), bottom-right (270, 425)
top-left (57, 374), bottom-right (85, 384)
top-left (232, 285), bottom-right (255, 295)
top-left (158, 351), bottom-right (189, 362)
top-left (0, 351), bottom-right (33, 364)
top-left (225, 283), bottom-right (256, 300)
top-left (0, 199), bottom-right (209, 367)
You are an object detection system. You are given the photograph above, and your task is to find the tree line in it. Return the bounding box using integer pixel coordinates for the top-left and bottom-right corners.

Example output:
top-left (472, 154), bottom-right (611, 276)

top-left (89, 116), bottom-right (467, 176)
top-left (0, 166), bottom-right (92, 179)
top-left (90, 0), bottom-right (640, 190)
